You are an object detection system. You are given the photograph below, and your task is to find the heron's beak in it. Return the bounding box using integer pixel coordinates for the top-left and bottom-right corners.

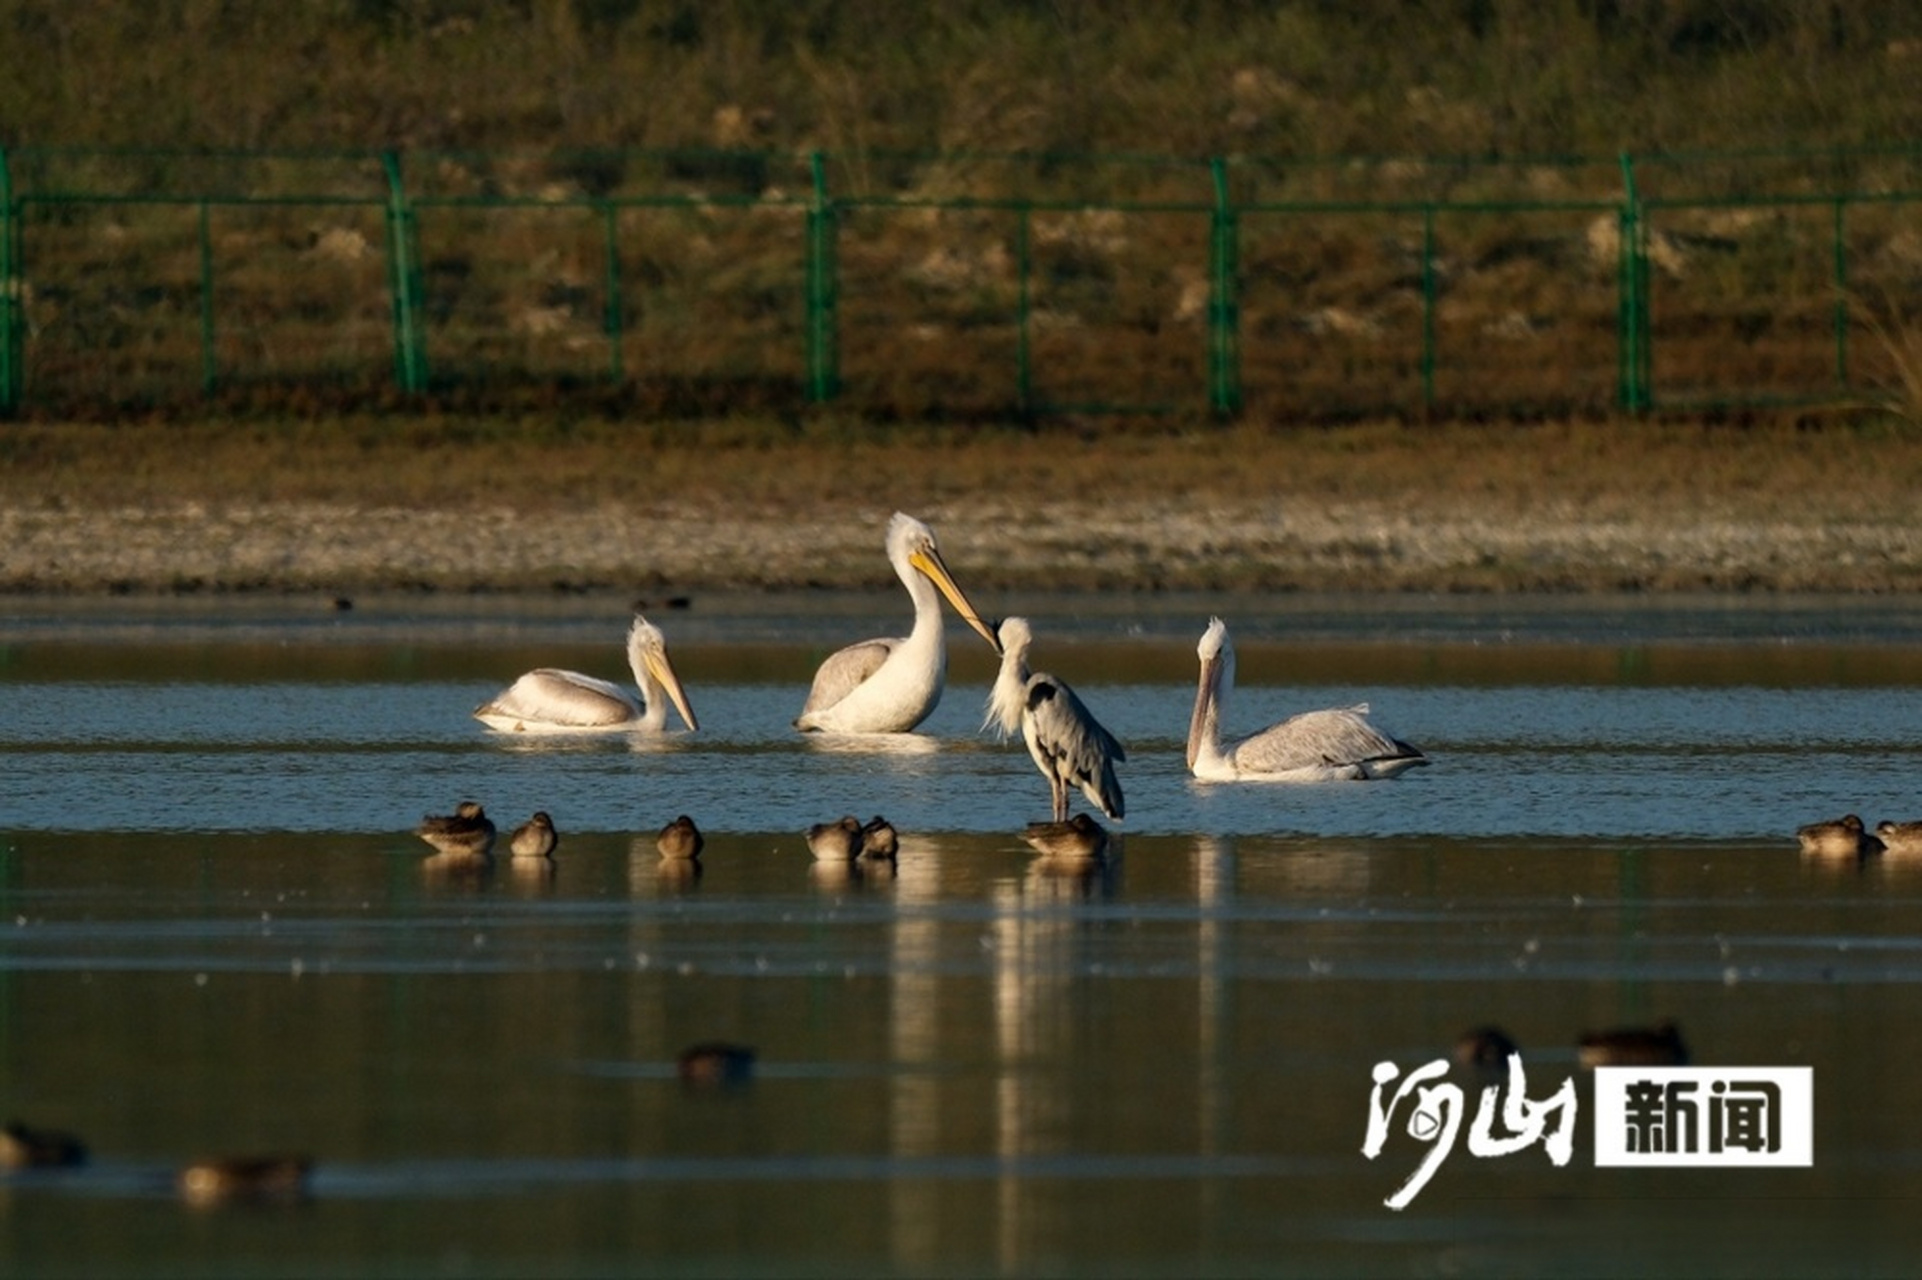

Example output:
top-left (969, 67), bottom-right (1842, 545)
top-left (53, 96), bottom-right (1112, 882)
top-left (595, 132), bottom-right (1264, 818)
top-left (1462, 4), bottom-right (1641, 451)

top-left (645, 649), bottom-right (701, 732)
top-left (1186, 654), bottom-right (1221, 771)
top-left (911, 545), bottom-right (1002, 655)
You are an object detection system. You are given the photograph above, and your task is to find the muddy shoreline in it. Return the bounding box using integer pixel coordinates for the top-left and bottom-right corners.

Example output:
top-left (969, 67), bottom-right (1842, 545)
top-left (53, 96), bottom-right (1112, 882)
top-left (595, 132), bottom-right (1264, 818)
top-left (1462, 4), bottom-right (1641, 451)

top-left (3, 494), bottom-right (1918, 596)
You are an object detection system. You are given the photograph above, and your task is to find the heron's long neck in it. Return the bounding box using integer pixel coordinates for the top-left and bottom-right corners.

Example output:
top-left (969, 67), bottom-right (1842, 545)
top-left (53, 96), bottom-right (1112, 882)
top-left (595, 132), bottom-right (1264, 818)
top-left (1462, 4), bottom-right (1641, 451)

top-left (986, 643), bottom-right (1031, 737)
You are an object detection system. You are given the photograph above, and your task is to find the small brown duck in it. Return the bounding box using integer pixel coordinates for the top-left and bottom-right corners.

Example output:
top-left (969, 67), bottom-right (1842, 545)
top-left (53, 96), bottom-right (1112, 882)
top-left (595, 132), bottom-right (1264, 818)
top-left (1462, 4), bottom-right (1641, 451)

top-left (508, 811), bottom-right (559, 859)
top-left (177, 1155), bottom-right (313, 1206)
top-left (1021, 813), bottom-right (1109, 861)
top-left (1874, 820), bottom-right (1922, 855)
top-left (0, 1120), bottom-right (88, 1169)
top-left (656, 814), bottom-right (705, 860)
top-left (1577, 1019), bottom-right (1689, 1069)
top-left (1453, 1025), bottom-right (1520, 1074)
top-left (859, 815), bottom-right (899, 860)
top-left (806, 815), bottom-right (864, 862)
top-left (1797, 813), bottom-right (1883, 858)
top-left (417, 801), bottom-right (496, 857)
top-left (677, 1042), bottom-right (757, 1088)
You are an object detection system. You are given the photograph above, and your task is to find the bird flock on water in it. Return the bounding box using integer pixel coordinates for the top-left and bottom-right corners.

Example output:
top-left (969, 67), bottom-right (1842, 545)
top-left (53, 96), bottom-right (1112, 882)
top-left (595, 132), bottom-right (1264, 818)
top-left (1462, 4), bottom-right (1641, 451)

top-left (418, 506), bottom-right (1899, 902)
top-left (21, 510), bottom-right (1871, 1201)
top-left (416, 510), bottom-right (1435, 885)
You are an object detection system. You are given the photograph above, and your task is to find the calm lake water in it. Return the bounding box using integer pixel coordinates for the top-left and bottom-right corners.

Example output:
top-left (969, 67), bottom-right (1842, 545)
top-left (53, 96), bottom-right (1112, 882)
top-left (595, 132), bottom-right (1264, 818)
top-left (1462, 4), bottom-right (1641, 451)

top-left (4, 593), bottom-right (1922, 1278)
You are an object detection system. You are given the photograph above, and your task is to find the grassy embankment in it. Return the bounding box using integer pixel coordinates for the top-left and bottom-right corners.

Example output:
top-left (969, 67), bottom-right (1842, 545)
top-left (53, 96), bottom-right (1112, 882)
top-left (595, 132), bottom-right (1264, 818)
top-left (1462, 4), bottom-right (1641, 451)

top-left (6, 5), bottom-right (1922, 423)
top-left (5, 409), bottom-right (1919, 520)
top-left (5, 2), bottom-right (1922, 596)
top-left (7, 4), bottom-right (1918, 161)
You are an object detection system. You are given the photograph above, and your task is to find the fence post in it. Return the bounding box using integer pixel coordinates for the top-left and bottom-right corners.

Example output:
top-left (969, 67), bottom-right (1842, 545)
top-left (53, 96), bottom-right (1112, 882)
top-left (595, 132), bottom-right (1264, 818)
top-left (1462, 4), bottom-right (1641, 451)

top-left (1831, 197), bottom-right (1849, 389)
top-left (602, 202), bottom-right (624, 385)
top-left (1208, 157), bottom-right (1241, 416)
top-left (1616, 152), bottom-right (1651, 412)
top-left (198, 200), bottom-right (217, 396)
top-left (0, 146), bottom-right (18, 417)
top-left (1016, 204), bottom-right (1033, 415)
top-left (381, 151), bottom-right (428, 394)
top-left (804, 151), bottom-right (839, 403)
top-left (1420, 203), bottom-right (1437, 412)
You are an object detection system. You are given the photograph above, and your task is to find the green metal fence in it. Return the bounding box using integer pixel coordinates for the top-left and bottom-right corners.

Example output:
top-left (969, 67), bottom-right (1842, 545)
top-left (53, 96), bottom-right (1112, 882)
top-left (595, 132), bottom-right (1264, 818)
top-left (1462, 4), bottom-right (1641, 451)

top-left (2, 144), bottom-right (1919, 420)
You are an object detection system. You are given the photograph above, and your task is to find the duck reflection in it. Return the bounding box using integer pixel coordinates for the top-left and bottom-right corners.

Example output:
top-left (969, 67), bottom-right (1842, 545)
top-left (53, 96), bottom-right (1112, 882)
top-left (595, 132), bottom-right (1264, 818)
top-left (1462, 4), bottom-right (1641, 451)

top-left (809, 858), bottom-right (868, 891)
top-left (510, 853), bottom-right (557, 892)
top-left (420, 849), bottom-right (495, 887)
top-left (655, 858), bottom-right (704, 891)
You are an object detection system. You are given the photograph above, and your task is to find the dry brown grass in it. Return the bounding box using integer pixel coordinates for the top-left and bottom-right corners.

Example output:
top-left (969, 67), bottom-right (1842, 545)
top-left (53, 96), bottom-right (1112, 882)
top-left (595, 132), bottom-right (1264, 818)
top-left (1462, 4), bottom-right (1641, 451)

top-left (6, 411), bottom-right (1921, 521)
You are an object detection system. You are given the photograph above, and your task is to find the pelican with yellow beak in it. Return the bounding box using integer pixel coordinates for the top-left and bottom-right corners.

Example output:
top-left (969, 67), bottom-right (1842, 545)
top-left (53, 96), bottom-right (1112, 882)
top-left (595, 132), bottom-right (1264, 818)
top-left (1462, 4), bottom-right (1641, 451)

top-left (475, 615), bottom-right (698, 733)
top-left (795, 512), bottom-right (1000, 734)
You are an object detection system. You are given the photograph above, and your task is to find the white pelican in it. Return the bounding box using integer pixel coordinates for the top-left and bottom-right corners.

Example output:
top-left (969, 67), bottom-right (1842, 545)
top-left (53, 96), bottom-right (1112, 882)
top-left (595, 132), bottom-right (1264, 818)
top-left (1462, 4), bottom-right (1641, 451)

top-left (1186, 617), bottom-right (1427, 782)
top-left (1798, 813), bottom-right (1883, 857)
top-left (986, 616), bottom-right (1125, 821)
top-left (475, 615), bottom-right (697, 734)
top-left (794, 512), bottom-right (1000, 734)
top-left (1875, 819), bottom-right (1922, 854)
top-left (417, 800), bottom-right (496, 856)
top-left (657, 814), bottom-right (705, 860)
top-left (508, 811), bottom-right (559, 859)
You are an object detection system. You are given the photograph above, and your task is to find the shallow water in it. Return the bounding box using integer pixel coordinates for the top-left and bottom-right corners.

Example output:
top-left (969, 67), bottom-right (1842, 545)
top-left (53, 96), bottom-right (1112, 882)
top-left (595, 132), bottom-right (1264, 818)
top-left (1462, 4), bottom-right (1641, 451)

top-left (4, 595), bottom-right (1922, 1277)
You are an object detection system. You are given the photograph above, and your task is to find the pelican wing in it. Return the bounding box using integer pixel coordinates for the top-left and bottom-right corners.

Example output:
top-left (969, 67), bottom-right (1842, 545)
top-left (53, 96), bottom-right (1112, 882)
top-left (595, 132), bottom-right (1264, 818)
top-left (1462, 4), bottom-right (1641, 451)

top-left (797, 638), bottom-right (900, 721)
top-left (1229, 705), bottom-right (1420, 777)
top-left (475, 668), bottom-right (639, 729)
